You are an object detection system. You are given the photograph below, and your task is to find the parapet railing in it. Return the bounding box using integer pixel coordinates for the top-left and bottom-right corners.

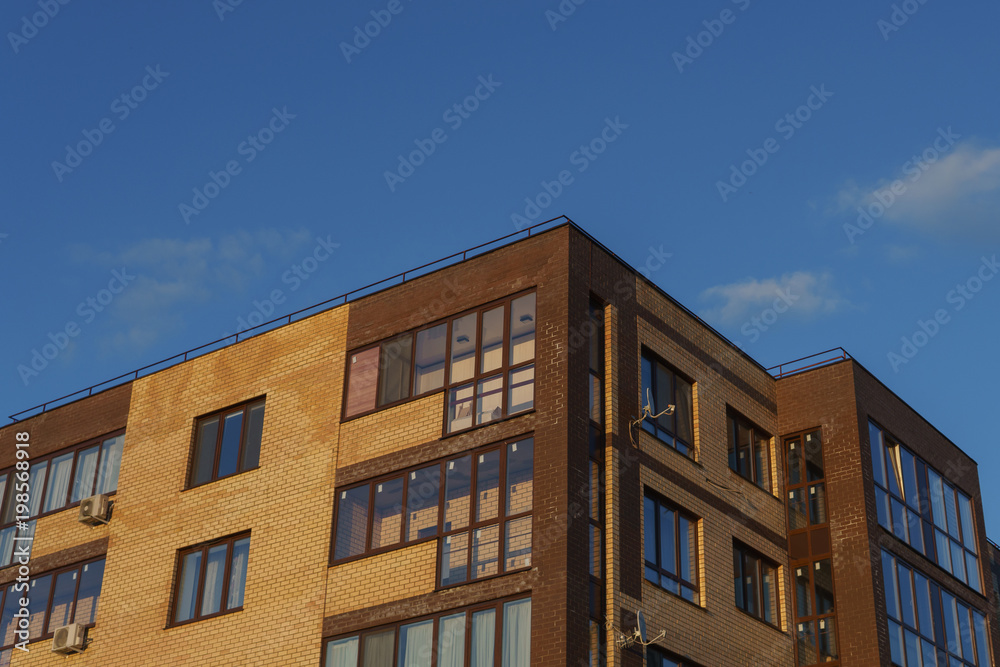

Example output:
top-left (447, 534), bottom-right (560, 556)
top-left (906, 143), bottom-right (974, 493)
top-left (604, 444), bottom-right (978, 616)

top-left (8, 216), bottom-right (571, 422)
top-left (766, 347), bottom-right (852, 379)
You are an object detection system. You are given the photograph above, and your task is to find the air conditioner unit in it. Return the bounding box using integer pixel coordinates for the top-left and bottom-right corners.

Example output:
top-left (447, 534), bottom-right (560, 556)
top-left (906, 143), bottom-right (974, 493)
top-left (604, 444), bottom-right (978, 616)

top-left (51, 623), bottom-right (86, 654)
top-left (78, 494), bottom-right (111, 526)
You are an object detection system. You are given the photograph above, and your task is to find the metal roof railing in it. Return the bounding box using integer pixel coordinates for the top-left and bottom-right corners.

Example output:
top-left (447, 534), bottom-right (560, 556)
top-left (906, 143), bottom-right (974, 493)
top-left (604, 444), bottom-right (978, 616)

top-left (8, 216), bottom-right (572, 423)
top-left (767, 347), bottom-right (851, 379)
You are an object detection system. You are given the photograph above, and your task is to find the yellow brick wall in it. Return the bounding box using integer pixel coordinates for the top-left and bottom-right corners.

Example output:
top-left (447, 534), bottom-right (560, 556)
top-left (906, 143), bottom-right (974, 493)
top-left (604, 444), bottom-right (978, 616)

top-left (10, 305), bottom-right (348, 667)
top-left (324, 541), bottom-right (438, 618)
top-left (337, 393), bottom-right (444, 468)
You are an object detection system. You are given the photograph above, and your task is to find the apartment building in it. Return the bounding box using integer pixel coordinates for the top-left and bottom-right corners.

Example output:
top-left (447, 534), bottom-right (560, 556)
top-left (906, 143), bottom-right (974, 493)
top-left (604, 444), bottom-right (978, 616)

top-left (0, 220), bottom-right (995, 666)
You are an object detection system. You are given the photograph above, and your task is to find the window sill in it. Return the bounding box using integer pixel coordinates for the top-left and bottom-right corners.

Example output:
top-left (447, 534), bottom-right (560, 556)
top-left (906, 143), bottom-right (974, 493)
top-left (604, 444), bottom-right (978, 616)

top-left (165, 607), bottom-right (243, 630)
top-left (643, 578), bottom-right (704, 612)
top-left (733, 605), bottom-right (784, 634)
top-left (639, 429), bottom-right (702, 468)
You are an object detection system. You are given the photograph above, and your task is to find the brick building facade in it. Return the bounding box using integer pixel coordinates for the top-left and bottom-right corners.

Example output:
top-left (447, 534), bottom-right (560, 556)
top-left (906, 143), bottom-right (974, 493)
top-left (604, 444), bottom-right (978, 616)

top-left (0, 221), bottom-right (995, 665)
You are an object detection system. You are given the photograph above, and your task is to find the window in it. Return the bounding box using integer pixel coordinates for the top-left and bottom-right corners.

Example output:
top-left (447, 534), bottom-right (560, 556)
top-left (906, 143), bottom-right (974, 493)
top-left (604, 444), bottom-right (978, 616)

top-left (640, 352), bottom-right (694, 457)
top-left (869, 421), bottom-right (981, 594)
top-left (342, 292), bottom-right (537, 434)
top-left (323, 597), bottom-right (531, 667)
top-left (331, 437), bottom-right (534, 588)
top-left (727, 412), bottom-right (771, 491)
top-left (189, 399), bottom-right (265, 487)
top-left (587, 301), bottom-right (607, 667)
top-left (882, 549), bottom-right (992, 667)
top-left (644, 493), bottom-right (698, 603)
top-left (0, 557), bottom-right (104, 656)
top-left (0, 432), bottom-right (124, 569)
top-left (171, 533), bottom-right (250, 625)
top-left (733, 542), bottom-right (779, 626)
top-left (647, 647), bottom-right (701, 667)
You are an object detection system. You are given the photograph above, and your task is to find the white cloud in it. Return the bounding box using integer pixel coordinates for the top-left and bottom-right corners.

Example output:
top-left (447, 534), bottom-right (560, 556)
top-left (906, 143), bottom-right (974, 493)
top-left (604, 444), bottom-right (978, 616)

top-left (836, 141), bottom-right (1000, 240)
top-left (885, 244), bottom-right (921, 262)
top-left (699, 271), bottom-right (846, 325)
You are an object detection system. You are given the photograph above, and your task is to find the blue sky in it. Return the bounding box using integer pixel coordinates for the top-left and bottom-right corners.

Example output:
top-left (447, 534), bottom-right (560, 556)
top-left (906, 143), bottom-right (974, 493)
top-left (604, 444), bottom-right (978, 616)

top-left (2, 1), bottom-right (999, 537)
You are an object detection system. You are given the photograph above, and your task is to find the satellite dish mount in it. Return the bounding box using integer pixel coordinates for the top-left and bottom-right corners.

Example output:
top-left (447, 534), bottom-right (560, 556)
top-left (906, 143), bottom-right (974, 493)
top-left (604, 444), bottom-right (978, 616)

top-left (615, 609), bottom-right (665, 649)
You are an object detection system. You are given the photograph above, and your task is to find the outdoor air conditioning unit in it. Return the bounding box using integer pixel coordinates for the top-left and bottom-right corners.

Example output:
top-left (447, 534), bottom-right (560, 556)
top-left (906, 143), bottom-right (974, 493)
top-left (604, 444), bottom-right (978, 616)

top-left (51, 622), bottom-right (86, 654)
top-left (78, 494), bottom-right (110, 526)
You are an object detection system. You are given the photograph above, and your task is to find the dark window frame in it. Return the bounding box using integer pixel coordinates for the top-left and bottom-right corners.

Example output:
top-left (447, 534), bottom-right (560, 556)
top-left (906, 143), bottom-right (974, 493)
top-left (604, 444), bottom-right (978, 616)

top-left (646, 645), bottom-right (707, 667)
top-left (329, 435), bottom-right (534, 590)
top-left (733, 541), bottom-right (780, 629)
top-left (321, 593), bottom-right (531, 667)
top-left (639, 349), bottom-right (695, 459)
top-left (187, 398), bottom-right (265, 489)
top-left (727, 410), bottom-right (772, 492)
top-left (168, 531), bottom-right (251, 628)
top-left (341, 289), bottom-right (537, 432)
top-left (643, 490), bottom-right (699, 604)
top-left (0, 556), bottom-right (105, 651)
top-left (0, 429), bottom-right (125, 533)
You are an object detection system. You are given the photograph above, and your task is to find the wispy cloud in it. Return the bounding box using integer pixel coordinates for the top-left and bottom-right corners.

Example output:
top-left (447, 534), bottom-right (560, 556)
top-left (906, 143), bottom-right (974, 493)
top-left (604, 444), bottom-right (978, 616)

top-left (885, 244), bottom-right (921, 263)
top-left (70, 228), bottom-right (312, 351)
top-left (699, 271), bottom-right (846, 325)
top-left (836, 141), bottom-right (1000, 241)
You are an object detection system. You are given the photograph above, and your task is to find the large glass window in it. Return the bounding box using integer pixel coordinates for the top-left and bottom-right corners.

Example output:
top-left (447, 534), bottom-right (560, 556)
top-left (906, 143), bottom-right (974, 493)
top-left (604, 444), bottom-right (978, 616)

top-left (343, 292), bottom-right (536, 431)
top-left (331, 437), bottom-right (533, 589)
top-left (640, 352), bottom-right (694, 457)
top-left (190, 400), bottom-right (265, 488)
top-left (0, 558), bottom-right (105, 652)
top-left (323, 597), bottom-right (531, 667)
top-left (644, 493), bottom-right (698, 603)
top-left (869, 421), bottom-right (981, 594)
top-left (646, 647), bottom-right (700, 666)
top-left (733, 543), bottom-right (779, 627)
top-left (171, 533), bottom-right (250, 625)
top-left (727, 412), bottom-right (771, 492)
top-left (881, 549), bottom-right (992, 666)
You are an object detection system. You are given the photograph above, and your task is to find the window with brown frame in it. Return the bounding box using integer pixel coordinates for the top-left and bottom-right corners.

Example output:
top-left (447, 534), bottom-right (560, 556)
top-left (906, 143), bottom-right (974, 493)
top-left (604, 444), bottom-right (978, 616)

top-left (639, 351), bottom-right (694, 458)
top-left (0, 431), bottom-right (124, 569)
top-left (170, 533), bottom-right (250, 626)
top-left (727, 411), bottom-right (771, 492)
top-left (323, 595), bottom-right (531, 667)
top-left (331, 436), bottom-right (533, 589)
top-left (646, 646), bottom-right (706, 667)
top-left (644, 492), bottom-right (699, 604)
top-left (0, 556), bottom-right (105, 658)
top-left (189, 399), bottom-right (265, 488)
top-left (733, 541), bottom-right (779, 628)
top-left (342, 291), bottom-right (536, 434)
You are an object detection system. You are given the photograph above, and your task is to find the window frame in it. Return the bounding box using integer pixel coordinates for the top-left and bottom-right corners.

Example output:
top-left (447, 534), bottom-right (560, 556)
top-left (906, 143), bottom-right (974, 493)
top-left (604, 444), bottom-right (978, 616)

top-left (187, 398), bottom-right (266, 489)
top-left (646, 645), bottom-right (706, 667)
top-left (329, 435), bottom-right (534, 590)
top-left (639, 349), bottom-right (695, 458)
top-left (727, 410), bottom-right (772, 492)
top-left (340, 289), bottom-right (537, 431)
top-left (321, 593), bottom-right (531, 667)
top-left (733, 541), bottom-right (780, 629)
top-left (168, 531), bottom-right (251, 628)
top-left (0, 556), bottom-right (106, 651)
top-left (643, 490), bottom-right (699, 604)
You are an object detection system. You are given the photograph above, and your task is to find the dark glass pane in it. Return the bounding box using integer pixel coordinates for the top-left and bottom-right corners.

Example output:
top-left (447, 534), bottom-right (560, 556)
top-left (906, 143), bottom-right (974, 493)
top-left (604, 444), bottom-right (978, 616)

top-left (505, 517), bottom-right (532, 570)
top-left (888, 620), bottom-right (904, 666)
top-left (506, 439), bottom-right (533, 515)
top-left (74, 559), bottom-right (104, 626)
top-left (240, 401), bottom-right (265, 471)
top-left (447, 384), bottom-right (474, 433)
top-left (891, 499), bottom-right (909, 542)
top-left (941, 591), bottom-right (960, 656)
top-left (25, 574), bottom-right (51, 638)
top-left (815, 559), bottom-right (834, 614)
top-left (510, 293), bottom-right (536, 365)
top-left (192, 416), bottom-right (220, 486)
top-left (371, 478), bottom-right (404, 549)
top-left (897, 562), bottom-right (915, 629)
top-left (900, 448), bottom-right (919, 511)
top-left (795, 566), bottom-right (812, 617)
top-left (943, 483), bottom-right (960, 540)
top-left (440, 532), bottom-right (468, 586)
top-left (928, 469), bottom-right (947, 530)
top-left (950, 541), bottom-right (966, 584)
top-left (334, 485), bottom-right (370, 559)
top-left (787, 439), bottom-right (802, 486)
top-left (737, 422), bottom-right (752, 479)
top-left (882, 550), bottom-right (899, 620)
top-left (875, 488), bottom-right (890, 530)
top-left (913, 572), bottom-right (934, 641)
top-left (345, 347), bottom-right (379, 417)
top-left (869, 422), bottom-right (886, 487)
top-left (480, 306), bottom-right (505, 374)
top-left (200, 544), bottom-right (228, 616)
top-left (450, 313), bottom-right (477, 384)
top-left (753, 431), bottom-right (769, 490)
top-left (658, 504), bottom-right (676, 575)
top-left (363, 629), bottom-right (395, 667)
top-left (957, 493), bottom-right (976, 552)
top-left (0, 585), bottom-right (19, 646)
top-left (471, 525), bottom-right (499, 579)
top-left (588, 302), bottom-right (602, 373)
top-left (916, 460), bottom-right (931, 520)
top-left (957, 603), bottom-right (974, 662)
top-left (761, 562), bottom-right (776, 624)
top-left (809, 484), bottom-right (828, 525)
top-left (733, 549), bottom-right (745, 611)
top-left (43, 452), bottom-right (74, 513)
top-left (71, 445), bottom-right (99, 502)
top-left (675, 377), bottom-right (693, 446)
top-left (789, 489), bottom-right (808, 530)
top-left (936, 530), bottom-right (952, 574)
top-left (678, 516), bottom-right (694, 584)
top-left (640, 357), bottom-right (653, 426)
top-left (589, 373), bottom-right (601, 423)
top-left (378, 334), bottom-right (412, 406)
top-left (406, 465), bottom-right (440, 542)
top-left (744, 553), bottom-right (760, 616)
top-left (47, 570), bottom-right (78, 633)
top-left (414, 323), bottom-right (447, 394)
top-left (797, 622), bottom-right (817, 666)
top-left (476, 450), bottom-right (501, 522)
top-left (643, 496), bottom-right (657, 568)
top-left (653, 363), bottom-right (673, 436)
top-left (965, 552), bottom-right (980, 593)
top-left (973, 611), bottom-right (990, 667)
top-left (475, 375), bottom-right (503, 425)
top-left (727, 417), bottom-right (739, 473)
top-left (443, 456), bottom-right (472, 532)
top-left (217, 410), bottom-right (244, 479)
top-left (905, 630), bottom-right (922, 667)
top-left (804, 430), bottom-right (823, 481)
